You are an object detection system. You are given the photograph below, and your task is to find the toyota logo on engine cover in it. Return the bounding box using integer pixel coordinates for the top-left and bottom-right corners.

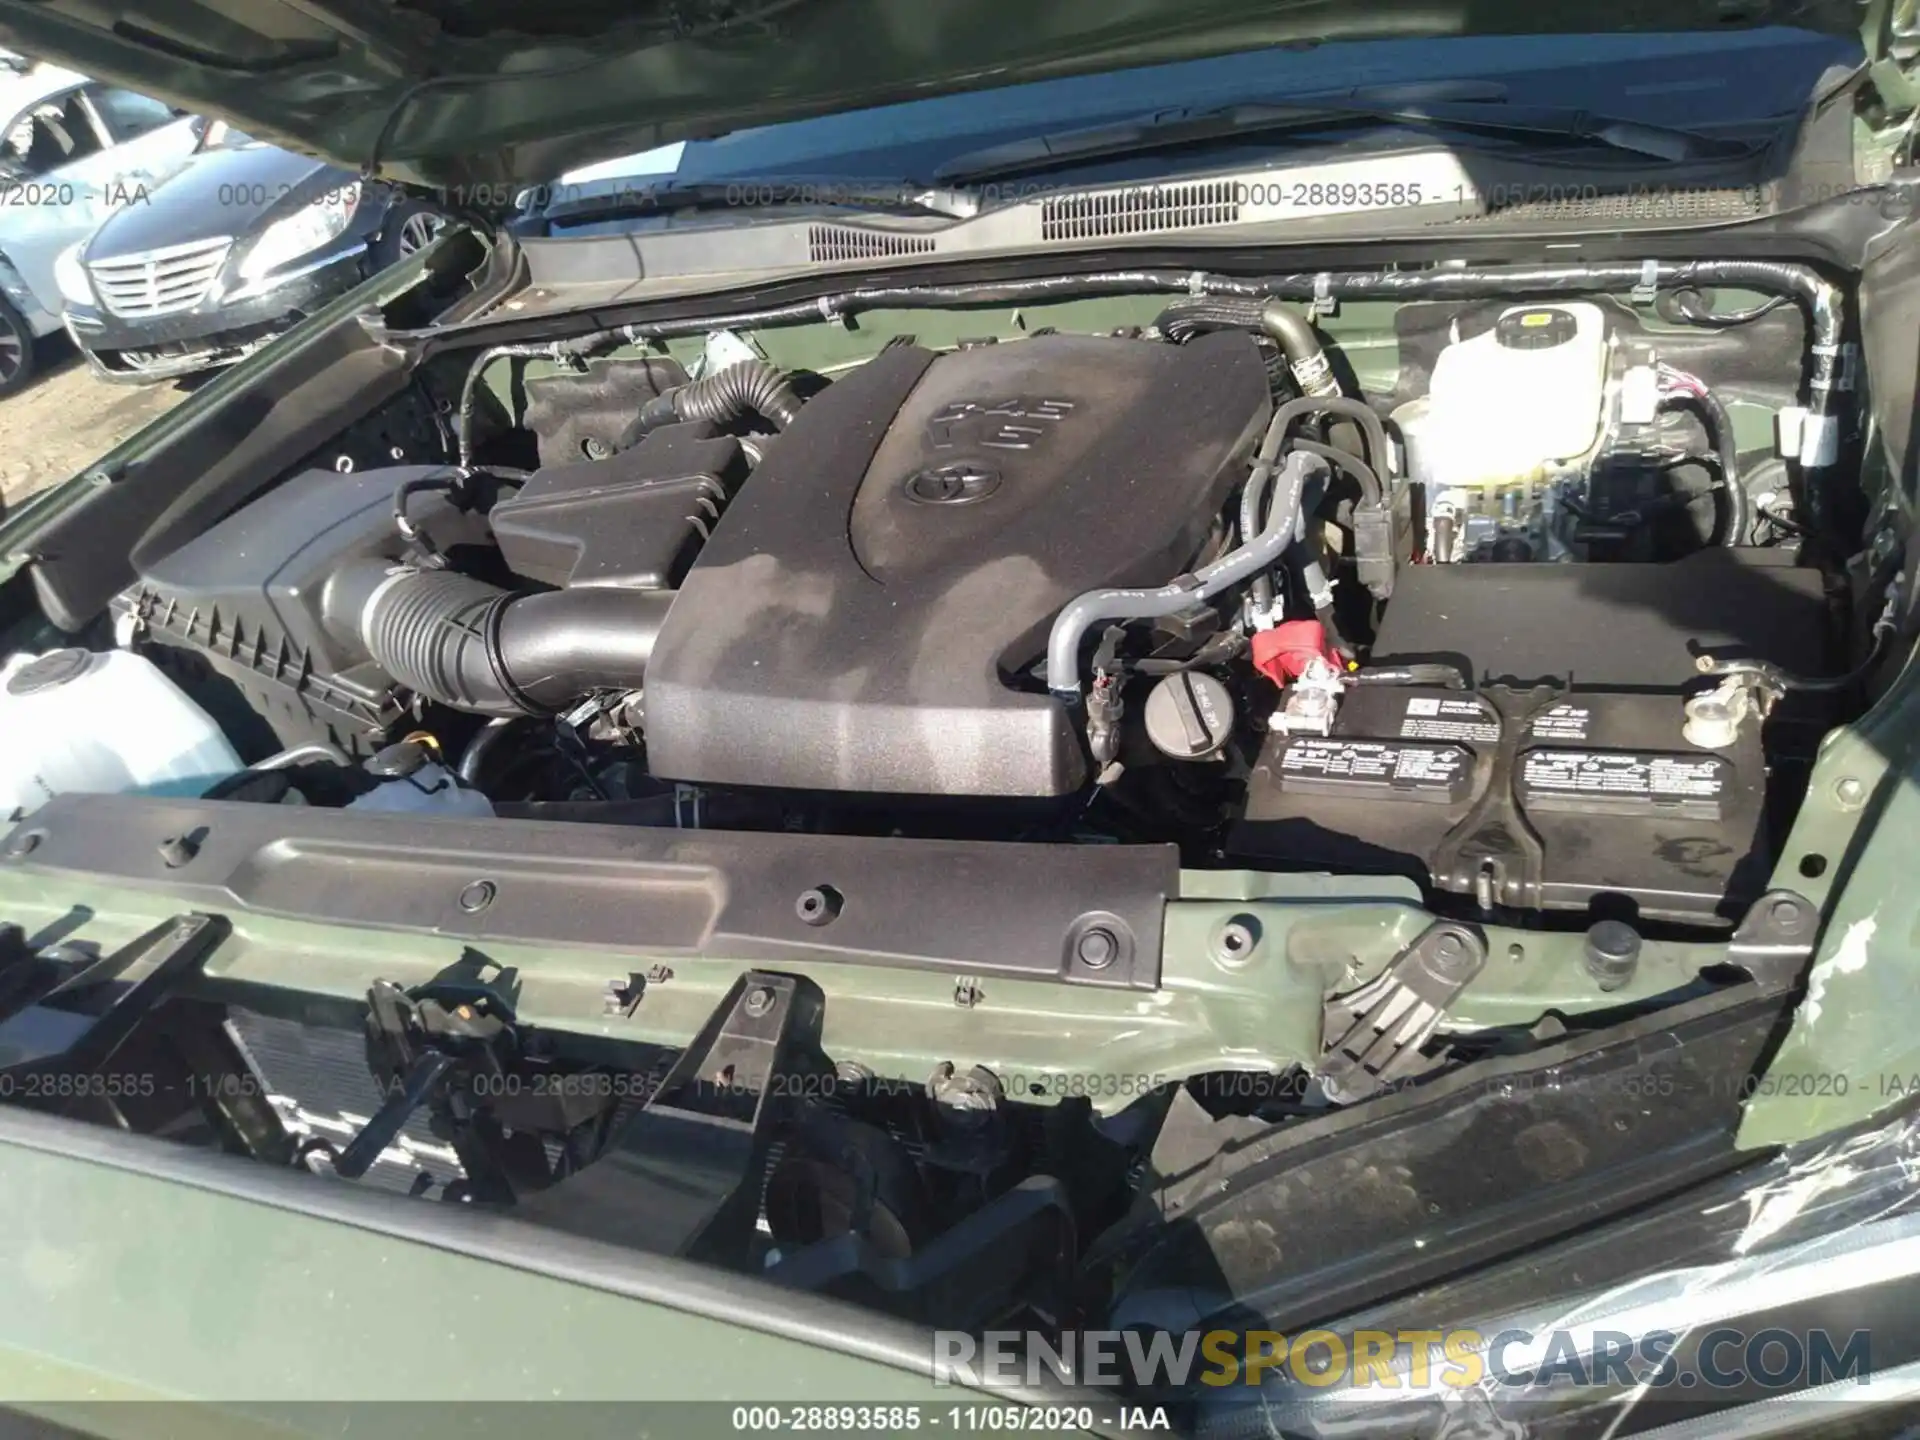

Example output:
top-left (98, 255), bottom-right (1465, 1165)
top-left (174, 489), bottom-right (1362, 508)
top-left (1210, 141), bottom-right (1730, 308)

top-left (904, 461), bottom-right (1001, 505)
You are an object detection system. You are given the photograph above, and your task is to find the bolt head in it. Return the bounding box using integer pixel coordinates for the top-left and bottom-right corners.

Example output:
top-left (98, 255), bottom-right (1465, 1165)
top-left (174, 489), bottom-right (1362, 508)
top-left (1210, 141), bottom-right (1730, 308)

top-left (1835, 776), bottom-right (1867, 808)
top-left (795, 885), bottom-right (843, 926)
top-left (1215, 919), bottom-right (1258, 965)
top-left (1430, 930), bottom-right (1476, 978)
top-left (743, 986), bottom-right (775, 1018)
top-left (1584, 919), bottom-right (1642, 991)
top-left (1076, 927), bottom-right (1118, 969)
top-left (1768, 897), bottom-right (1808, 935)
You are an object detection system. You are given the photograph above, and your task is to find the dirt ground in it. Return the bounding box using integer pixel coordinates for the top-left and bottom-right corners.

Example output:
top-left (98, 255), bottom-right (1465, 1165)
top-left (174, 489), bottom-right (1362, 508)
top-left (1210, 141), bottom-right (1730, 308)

top-left (0, 332), bottom-right (192, 512)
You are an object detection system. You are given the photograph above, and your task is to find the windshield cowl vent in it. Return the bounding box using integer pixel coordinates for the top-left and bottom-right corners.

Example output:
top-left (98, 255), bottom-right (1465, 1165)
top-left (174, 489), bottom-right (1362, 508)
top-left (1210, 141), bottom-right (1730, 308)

top-left (1437, 186), bottom-right (1764, 225)
top-left (1041, 181), bottom-right (1240, 241)
top-left (808, 225), bottom-right (937, 263)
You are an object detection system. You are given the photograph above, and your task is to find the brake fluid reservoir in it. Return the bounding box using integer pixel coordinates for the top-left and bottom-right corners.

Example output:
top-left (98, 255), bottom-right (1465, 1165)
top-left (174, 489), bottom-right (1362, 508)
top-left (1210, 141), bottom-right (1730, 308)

top-left (1425, 302), bottom-right (1610, 489)
top-left (0, 648), bottom-right (242, 819)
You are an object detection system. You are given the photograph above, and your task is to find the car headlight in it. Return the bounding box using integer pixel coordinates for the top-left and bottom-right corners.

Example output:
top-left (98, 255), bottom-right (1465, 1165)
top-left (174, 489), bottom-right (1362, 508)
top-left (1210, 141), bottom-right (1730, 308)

top-left (53, 242), bottom-right (92, 306)
top-left (236, 182), bottom-right (361, 282)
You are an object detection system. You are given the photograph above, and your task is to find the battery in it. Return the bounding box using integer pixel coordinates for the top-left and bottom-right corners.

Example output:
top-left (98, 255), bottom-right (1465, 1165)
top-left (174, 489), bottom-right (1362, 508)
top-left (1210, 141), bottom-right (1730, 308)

top-left (1232, 682), bottom-right (1770, 924)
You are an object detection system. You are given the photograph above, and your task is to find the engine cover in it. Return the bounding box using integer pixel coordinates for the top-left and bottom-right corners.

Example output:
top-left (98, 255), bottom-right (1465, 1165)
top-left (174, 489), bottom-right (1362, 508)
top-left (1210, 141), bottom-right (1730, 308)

top-left (643, 331), bottom-right (1271, 795)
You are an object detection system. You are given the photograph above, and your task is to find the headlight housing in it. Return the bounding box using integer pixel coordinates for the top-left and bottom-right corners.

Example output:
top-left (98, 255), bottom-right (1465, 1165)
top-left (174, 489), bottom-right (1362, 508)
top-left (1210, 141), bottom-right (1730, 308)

top-left (53, 242), bottom-right (91, 306)
top-left (236, 182), bottom-right (361, 282)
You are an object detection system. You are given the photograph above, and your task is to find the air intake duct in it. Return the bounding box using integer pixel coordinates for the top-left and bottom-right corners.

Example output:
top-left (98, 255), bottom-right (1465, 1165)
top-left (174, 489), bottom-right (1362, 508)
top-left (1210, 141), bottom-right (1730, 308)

top-left (630, 359), bottom-right (803, 442)
top-left (330, 564), bottom-right (673, 716)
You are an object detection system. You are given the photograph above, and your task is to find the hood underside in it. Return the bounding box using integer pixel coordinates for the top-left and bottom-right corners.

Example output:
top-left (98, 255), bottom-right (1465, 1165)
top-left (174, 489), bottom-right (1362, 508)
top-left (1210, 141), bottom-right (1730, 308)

top-left (0, 0), bottom-right (1870, 201)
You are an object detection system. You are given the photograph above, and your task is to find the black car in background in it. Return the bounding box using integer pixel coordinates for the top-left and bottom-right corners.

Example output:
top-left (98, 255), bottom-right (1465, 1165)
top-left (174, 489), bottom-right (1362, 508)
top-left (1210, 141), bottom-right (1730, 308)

top-left (59, 123), bottom-right (443, 381)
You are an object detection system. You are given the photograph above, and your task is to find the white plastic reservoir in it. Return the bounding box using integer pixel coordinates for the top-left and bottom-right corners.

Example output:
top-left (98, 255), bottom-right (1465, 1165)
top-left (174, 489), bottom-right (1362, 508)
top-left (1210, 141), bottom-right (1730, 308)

top-left (348, 762), bottom-right (495, 818)
top-left (0, 648), bottom-right (242, 819)
top-left (1424, 301), bottom-right (1611, 489)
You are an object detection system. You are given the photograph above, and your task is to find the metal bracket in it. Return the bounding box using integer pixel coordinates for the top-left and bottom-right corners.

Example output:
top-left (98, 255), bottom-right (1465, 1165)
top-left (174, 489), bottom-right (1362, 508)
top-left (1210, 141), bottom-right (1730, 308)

top-left (1310, 272), bottom-right (1338, 318)
top-left (1725, 889), bottom-right (1820, 992)
top-left (515, 971), bottom-right (829, 1260)
top-left (1869, 57), bottom-right (1920, 115)
top-left (1632, 259), bottom-right (1660, 306)
top-left (1314, 922), bottom-right (1487, 1105)
top-left (0, 913), bottom-right (226, 1075)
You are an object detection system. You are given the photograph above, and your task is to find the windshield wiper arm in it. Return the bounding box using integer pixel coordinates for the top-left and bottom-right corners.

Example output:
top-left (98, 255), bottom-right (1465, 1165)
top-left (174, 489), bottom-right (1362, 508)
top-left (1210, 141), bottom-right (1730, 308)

top-left (935, 96), bottom-right (1774, 184)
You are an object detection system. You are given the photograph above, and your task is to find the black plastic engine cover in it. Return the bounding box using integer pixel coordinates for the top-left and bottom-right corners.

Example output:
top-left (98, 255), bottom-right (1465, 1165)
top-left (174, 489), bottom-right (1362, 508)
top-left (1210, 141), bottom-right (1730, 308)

top-left (644, 331), bottom-right (1271, 795)
top-left (490, 419), bottom-right (749, 590)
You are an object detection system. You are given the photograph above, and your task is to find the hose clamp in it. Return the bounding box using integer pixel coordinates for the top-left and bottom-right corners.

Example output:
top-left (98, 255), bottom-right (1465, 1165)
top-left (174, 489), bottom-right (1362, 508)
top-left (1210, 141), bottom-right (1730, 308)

top-left (1310, 272), bottom-right (1337, 318)
top-left (1632, 260), bottom-right (1660, 306)
top-left (478, 593), bottom-right (544, 716)
top-left (1187, 271), bottom-right (1208, 296)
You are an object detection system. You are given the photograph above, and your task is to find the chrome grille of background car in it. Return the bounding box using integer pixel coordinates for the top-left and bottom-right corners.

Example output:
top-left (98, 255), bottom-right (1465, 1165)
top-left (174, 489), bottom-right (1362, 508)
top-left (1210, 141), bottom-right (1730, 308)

top-left (86, 236), bottom-right (234, 318)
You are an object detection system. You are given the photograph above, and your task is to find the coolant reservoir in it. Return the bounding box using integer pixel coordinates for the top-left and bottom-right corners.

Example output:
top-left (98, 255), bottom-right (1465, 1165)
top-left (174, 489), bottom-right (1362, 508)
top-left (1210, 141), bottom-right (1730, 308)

top-left (0, 648), bottom-right (241, 819)
top-left (1424, 302), bottom-right (1610, 488)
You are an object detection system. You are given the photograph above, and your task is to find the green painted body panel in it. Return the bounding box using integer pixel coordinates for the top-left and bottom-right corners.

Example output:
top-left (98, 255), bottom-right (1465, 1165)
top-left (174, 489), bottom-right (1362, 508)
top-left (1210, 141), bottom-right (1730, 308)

top-left (0, 1138), bottom-right (992, 1432)
top-left (1740, 655), bottom-right (1920, 1146)
top-left (0, 858), bottom-right (1792, 1116)
top-left (0, 0), bottom-right (1865, 195)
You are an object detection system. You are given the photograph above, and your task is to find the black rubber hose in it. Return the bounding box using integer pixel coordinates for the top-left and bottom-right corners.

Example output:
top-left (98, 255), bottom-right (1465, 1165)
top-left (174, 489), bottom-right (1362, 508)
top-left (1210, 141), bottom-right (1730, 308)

top-left (1682, 388), bottom-right (1747, 548)
top-left (392, 471), bottom-right (464, 566)
top-left (1290, 438), bottom-right (1383, 509)
top-left (457, 343), bottom-right (577, 468)
top-left (1268, 397), bottom-right (1389, 495)
top-left (456, 717), bottom-right (527, 787)
top-left (336, 564), bottom-right (676, 717)
top-left (633, 359), bottom-right (803, 441)
top-left (1155, 296), bottom-right (1264, 342)
top-left (1155, 297), bottom-right (1340, 397)
top-left (1655, 288), bottom-right (1788, 327)
top-left (1046, 451), bottom-right (1325, 698)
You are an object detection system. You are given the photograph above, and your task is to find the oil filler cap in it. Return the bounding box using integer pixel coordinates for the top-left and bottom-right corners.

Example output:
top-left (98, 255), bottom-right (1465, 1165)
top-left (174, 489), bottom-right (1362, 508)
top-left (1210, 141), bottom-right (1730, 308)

top-left (1144, 672), bottom-right (1235, 761)
top-left (1495, 307), bottom-right (1578, 351)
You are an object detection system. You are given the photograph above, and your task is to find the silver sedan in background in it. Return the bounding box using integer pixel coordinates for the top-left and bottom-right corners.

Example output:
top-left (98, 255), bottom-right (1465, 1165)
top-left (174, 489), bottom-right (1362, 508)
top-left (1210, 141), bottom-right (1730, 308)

top-left (0, 56), bottom-right (206, 394)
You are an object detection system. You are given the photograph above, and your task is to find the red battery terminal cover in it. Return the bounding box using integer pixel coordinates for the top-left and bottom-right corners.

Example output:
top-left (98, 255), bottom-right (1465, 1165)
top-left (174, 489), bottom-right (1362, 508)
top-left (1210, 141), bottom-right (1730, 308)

top-left (1252, 620), bottom-right (1347, 687)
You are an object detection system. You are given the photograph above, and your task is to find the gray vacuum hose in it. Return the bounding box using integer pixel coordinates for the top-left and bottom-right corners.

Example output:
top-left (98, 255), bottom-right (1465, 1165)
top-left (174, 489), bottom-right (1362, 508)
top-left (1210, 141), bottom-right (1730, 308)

top-left (1046, 449), bottom-right (1328, 699)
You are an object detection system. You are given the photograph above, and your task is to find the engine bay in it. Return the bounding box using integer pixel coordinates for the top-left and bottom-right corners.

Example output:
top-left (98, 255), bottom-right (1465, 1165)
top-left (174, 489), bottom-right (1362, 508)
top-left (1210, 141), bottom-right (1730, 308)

top-left (0, 248), bottom-right (1904, 1375)
top-left (74, 261), bottom-right (1867, 936)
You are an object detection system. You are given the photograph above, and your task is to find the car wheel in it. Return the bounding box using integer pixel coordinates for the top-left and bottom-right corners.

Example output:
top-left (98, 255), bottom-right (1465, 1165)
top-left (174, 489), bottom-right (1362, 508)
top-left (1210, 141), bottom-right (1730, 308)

top-left (374, 199), bottom-right (447, 268)
top-left (0, 295), bottom-right (38, 397)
